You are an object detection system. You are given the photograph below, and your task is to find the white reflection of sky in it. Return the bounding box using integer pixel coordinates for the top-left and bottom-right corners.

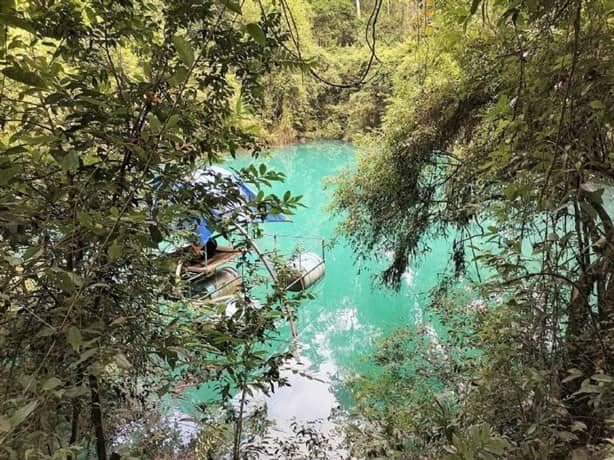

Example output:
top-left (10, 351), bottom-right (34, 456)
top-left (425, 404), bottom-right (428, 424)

top-left (267, 355), bottom-right (338, 422)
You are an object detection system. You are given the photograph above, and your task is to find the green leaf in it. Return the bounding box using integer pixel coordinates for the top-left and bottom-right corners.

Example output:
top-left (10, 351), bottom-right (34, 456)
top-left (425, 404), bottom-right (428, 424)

top-left (592, 373), bottom-right (614, 383)
top-left (114, 352), bottom-right (132, 370)
top-left (64, 385), bottom-right (89, 398)
top-left (172, 35), bottom-right (194, 67)
top-left (24, 134), bottom-right (57, 145)
top-left (0, 416), bottom-right (10, 433)
top-left (129, 144), bottom-right (147, 162)
top-left (74, 348), bottom-right (98, 366)
top-left (49, 269), bottom-right (83, 293)
top-left (2, 66), bottom-right (46, 89)
top-left (556, 430), bottom-right (578, 442)
top-left (246, 23), bottom-right (266, 45)
top-left (78, 96), bottom-right (104, 106)
top-left (166, 114), bottom-right (181, 130)
top-left (147, 113), bottom-right (161, 132)
top-left (44, 92), bottom-right (65, 104)
top-left (77, 211), bottom-right (93, 227)
top-left (170, 65), bottom-right (188, 86)
top-left (0, 166), bottom-right (19, 186)
top-left (219, 0), bottom-right (242, 14)
top-left (108, 240), bottom-right (122, 261)
top-left (23, 246), bottom-right (42, 260)
top-left (36, 327), bottom-right (56, 338)
top-left (0, 14), bottom-right (36, 34)
top-left (571, 421), bottom-right (588, 432)
top-left (57, 151), bottom-right (80, 172)
top-left (8, 401), bottom-right (38, 430)
top-left (149, 225), bottom-right (163, 245)
top-left (589, 100), bottom-right (605, 110)
top-left (41, 377), bottom-right (62, 391)
top-left (66, 326), bottom-right (82, 352)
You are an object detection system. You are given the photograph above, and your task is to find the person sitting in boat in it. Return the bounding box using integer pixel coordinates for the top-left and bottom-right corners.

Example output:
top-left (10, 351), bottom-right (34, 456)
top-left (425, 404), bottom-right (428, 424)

top-left (205, 237), bottom-right (217, 259)
top-left (189, 237), bottom-right (217, 263)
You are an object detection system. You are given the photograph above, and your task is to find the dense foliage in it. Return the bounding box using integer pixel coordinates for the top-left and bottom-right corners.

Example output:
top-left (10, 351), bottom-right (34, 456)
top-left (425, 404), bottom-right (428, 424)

top-left (0, 1), bottom-right (303, 458)
top-left (2, 0), bottom-right (612, 458)
top-left (255, 0), bottom-right (427, 144)
top-left (334, 0), bottom-right (613, 457)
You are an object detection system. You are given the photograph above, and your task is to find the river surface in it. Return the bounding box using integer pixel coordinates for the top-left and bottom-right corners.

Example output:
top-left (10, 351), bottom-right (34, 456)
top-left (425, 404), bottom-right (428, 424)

top-left (175, 140), bottom-right (451, 446)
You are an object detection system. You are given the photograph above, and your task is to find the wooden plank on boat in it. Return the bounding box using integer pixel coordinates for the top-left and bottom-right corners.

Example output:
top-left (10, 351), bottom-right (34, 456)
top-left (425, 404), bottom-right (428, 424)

top-left (184, 247), bottom-right (241, 275)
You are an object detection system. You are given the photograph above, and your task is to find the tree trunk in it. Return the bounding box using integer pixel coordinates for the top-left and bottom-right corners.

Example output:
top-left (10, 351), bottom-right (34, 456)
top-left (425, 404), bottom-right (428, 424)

top-left (232, 385), bottom-right (247, 460)
top-left (355, 0), bottom-right (361, 18)
top-left (89, 375), bottom-right (107, 460)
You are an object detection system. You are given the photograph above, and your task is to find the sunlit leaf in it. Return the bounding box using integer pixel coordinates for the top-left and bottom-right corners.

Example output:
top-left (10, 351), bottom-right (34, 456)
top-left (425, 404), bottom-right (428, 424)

top-left (172, 35), bottom-right (194, 67)
top-left (2, 66), bottom-right (46, 88)
top-left (246, 23), bottom-right (266, 45)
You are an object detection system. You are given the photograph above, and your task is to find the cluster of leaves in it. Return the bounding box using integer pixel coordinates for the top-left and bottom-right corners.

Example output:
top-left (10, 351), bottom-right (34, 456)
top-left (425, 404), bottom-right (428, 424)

top-left (335, 0), bottom-right (613, 457)
top-left (0, 0), bottom-right (305, 458)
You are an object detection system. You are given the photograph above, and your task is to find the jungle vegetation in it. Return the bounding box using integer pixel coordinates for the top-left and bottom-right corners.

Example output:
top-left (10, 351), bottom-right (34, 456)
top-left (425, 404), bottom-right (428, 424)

top-left (332, 0), bottom-right (614, 458)
top-left (0, 0), bottom-right (612, 459)
top-left (0, 1), bottom-right (304, 458)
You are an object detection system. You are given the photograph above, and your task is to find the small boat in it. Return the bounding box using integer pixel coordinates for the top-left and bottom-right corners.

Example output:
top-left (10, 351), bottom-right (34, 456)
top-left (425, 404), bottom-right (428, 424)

top-left (187, 267), bottom-right (242, 301)
top-left (284, 252), bottom-right (326, 291)
top-left (162, 166), bottom-right (327, 348)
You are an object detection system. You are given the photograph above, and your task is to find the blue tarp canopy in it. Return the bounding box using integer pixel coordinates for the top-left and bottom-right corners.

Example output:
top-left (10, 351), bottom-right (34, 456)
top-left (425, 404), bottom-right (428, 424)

top-left (188, 166), bottom-right (288, 244)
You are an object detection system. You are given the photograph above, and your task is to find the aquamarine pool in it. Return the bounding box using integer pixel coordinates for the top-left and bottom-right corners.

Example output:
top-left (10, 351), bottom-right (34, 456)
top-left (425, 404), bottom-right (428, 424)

top-left (178, 141), bottom-right (453, 431)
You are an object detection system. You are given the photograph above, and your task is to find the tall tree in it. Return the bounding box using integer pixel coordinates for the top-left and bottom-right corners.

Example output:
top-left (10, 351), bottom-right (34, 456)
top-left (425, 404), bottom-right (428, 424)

top-left (335, 0), bottom-right (613, 456)
top-left (0, 0), bottom-right (300, 458)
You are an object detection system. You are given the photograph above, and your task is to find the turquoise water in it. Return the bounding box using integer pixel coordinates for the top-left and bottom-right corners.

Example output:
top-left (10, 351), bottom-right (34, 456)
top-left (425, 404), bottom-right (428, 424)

top-left (171, 141), bottom-right (614, 444)
top-left (181, 140), bottom-right (452, 427)
top-left (242, 142), bottom-right (449, 417)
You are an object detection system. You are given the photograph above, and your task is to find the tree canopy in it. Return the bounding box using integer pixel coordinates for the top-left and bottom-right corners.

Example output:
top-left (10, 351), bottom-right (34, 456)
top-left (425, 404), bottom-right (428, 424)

top-left (1, 0), bottom-right (302, 458)
top-left (334, 0), bottom-right (613, 457)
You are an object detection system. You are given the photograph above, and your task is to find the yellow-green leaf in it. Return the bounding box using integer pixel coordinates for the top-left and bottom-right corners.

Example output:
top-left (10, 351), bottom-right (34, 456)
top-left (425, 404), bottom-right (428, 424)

top-left (66, 326), bottom-right (82, 352)
top-left (246, 23), bottom-right (266, 45)
top-left (57, 151), bottom-right (80, 172)
top-left (172, 35), bottom-right (194, 67)
top-left (108, 240), bottom-right (121, 261)
top-left (589, 100), bottom-right (605, 111)
top-left (41, 377), bottom-right (62, 391)
top-left (147, 113), bottom-right (161, 132)
top-left (166, 114), bottom-right (181, 130)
